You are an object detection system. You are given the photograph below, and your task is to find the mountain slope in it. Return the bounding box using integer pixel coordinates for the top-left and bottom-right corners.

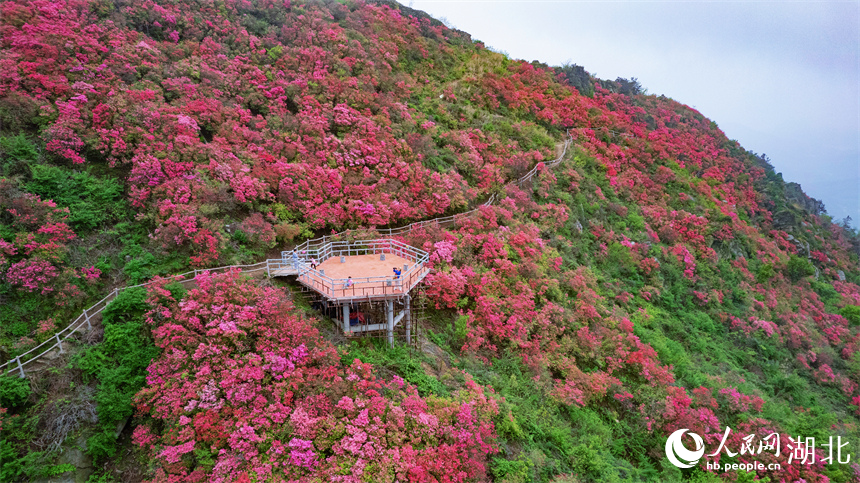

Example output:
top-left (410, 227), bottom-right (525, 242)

top-left (1, 0), bottom-right (859, 481)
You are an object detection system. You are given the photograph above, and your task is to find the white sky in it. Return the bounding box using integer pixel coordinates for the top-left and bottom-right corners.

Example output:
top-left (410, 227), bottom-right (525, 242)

top-left (407, 0), bottom-right (860, 225)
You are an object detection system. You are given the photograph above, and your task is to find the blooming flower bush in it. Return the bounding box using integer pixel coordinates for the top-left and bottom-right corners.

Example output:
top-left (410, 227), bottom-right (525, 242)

top-left (134, 270), bottom-right (499, 481)
top-left (0, 178), bottom-right (97, 347)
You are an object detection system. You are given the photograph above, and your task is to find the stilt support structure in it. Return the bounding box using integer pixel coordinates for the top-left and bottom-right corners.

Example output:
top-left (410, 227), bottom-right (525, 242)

top-left (386, 300), bottom-right (395, 346)
top-left (342, 304), bottom-right (350, 333)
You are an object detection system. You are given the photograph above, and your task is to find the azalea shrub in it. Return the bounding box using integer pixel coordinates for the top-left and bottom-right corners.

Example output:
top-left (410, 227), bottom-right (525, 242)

top-left (133, 270), bottom-right (499, 482)
top-left (0, 178), bottom-right (101, 350)
top-left (0, 0), bottom-right (557, 264)
top-left (407, 141), bottom-right (860, 480)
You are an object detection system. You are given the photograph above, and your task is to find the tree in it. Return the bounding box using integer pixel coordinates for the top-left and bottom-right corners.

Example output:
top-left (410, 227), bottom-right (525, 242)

top-left (615, 77), bottom-right (644, 96)
top-left (556, 61), bottom-right (594, 97)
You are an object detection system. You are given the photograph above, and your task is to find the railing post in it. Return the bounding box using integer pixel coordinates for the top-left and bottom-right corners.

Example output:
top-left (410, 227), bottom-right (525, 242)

top-left (84, 308), bottom-right (91, 330)
top-left (16, 356), bottom-right (24, 378)
top-left (55, 333), bottom-right (64, 354)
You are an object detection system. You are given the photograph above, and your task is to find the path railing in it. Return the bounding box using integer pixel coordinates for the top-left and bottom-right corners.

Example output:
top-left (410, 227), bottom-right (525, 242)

top-left (3, 133), bottom-right (572, 378)
top-left (285, 238), bottom-right (426, 266)
top-left (2, 261), bottom-right (268, 377)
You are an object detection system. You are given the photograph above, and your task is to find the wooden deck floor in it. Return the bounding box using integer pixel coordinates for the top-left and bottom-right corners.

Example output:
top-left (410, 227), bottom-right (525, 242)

top-left (296, 253), bottom-right (428, 301)
top-left (318, 253), bottom-right (411, 279)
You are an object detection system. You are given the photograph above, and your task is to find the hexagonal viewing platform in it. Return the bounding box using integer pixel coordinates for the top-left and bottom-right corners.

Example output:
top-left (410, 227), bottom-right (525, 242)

top-left (267, 239), bottom-right (429, 344)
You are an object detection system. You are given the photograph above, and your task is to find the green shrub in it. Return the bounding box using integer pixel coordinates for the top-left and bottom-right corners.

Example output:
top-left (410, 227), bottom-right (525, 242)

top-left (840, 305), bottom-right (860, 326)
top-left (491, 456), bottom-right (534, 483)
top-left (755, 263), bottom-right (775, 284)
top-left (685, 311), bottom-right (718, 334)
top-left (25, 164), bottom-right (127, 231)
top-left (604, 242), bottom-right (637, 279)
top-left (494, 397), bottom-right (525, 440)
top-left (770, 372), bottom-right (811, 406)
top-left (0, 290), bottom-right (50, 347)
top-left (0, 375), bottom-right (30, 408)
top-left (0, 441), bottom-right (45, 481)
top-left (811, 281), bottom-right (840, 310)
top-left (0, 134), bottom-right (38, 176)
top-left (164, 281), bottom-right (187, 301)
top-left (785, 255), bottom-right (814, 282)
top-left (453, 314), bottom-right (469, 344)
top-left (568, 443), bottom-right (609, 480)
top-left (464, 355), bottom-right (574, 475)
top-left (789, 406), bottom-right (836, 443)
top-left (626, 211), bottom-right (645, 232)
top-left (122, 251), bottom-right (157, 284)
top-left (74, 287), bottom-right (158, 459)
top-left (342, 339), bottom-right (449, 396)
top-left (231, 228), bottom-right (249, 244)
top-left (45, 464), bottom-right (75, 476)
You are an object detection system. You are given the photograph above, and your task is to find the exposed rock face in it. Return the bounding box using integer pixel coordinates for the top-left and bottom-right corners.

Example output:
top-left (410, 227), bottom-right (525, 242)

top-left (772, 210), bottom-right (798, 230)
top-left (785, 182), bottom-right (826, 216)
top-left (32, 436), bottom-right (94, 483)
top-left (33, 475), bottom-right (75, 483)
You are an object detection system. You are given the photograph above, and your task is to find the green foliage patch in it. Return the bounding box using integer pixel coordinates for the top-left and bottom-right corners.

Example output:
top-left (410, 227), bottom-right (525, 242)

top-left (0, 134), bottom-right (38, 176)
top-left (25, 164), bottom-right (127, 232)
top-left (74, 287), bottom-right (160, 459)
top-left (0, 374), bottom-right (30, 408)
top-left (342, 338), bottom-right (449, 397)
top-left (786, 255), bottom-right (815, 282)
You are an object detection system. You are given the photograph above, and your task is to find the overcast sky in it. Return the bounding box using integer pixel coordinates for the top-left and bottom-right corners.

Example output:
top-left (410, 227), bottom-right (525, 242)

top-left (408, 0), bottom-right (860, 226)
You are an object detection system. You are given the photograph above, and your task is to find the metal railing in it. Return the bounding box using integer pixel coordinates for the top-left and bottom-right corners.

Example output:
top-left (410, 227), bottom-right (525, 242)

top-left (2, 133), bottom-right (573, 377)
top-left (281, 239), bottom-right (430, 301)
top-left (284, 239), bottom-right (427, 265)
top-left (2, 261), bottom-right (268, 377)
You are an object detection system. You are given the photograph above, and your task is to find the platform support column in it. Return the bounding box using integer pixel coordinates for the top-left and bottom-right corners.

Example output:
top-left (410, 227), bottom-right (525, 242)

top-left (343, 304), bottom-right (350, 334)
top-left (405, 294), bottom-right (412, 345)
top-left (386, 300), bottom-right (394, 347)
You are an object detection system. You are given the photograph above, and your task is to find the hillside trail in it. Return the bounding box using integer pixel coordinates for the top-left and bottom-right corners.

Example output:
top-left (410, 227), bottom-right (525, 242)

top-left (411, 139), bottom-right (569, 385)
